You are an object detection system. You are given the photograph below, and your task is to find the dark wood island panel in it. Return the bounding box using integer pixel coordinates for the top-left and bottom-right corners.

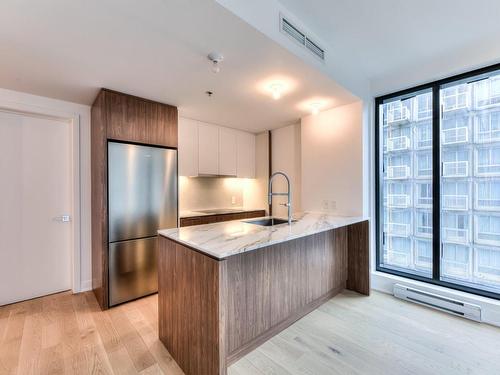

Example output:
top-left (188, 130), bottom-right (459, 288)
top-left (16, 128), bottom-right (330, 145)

top-left (158, 220), bottom-right (369, 375)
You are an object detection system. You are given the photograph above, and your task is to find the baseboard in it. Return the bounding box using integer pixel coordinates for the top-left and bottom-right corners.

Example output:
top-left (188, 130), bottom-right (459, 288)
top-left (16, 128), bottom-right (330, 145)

top-left (371, 270), bottom-right (500, 327)
top-left (79, 279), bottom-right (92, 293)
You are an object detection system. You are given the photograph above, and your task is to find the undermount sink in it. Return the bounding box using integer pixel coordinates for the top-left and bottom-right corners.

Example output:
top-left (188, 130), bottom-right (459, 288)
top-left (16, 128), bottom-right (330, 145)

top-left (244, 218), bottom-right (294, 226)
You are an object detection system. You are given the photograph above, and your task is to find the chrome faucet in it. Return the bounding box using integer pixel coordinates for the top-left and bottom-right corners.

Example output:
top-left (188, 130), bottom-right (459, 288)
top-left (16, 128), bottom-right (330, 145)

top-left (268, 171), bottom-right (292, 224)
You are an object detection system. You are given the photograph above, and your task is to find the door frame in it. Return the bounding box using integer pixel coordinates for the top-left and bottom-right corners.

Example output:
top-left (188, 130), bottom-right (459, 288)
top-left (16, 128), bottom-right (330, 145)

top-left (0, 99), bottom-right (82, 294)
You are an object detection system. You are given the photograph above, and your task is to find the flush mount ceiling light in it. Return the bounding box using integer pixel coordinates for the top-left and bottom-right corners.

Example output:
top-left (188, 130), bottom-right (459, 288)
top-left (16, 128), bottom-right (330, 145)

top-left (269, 83), bottom-right (284, 100)
top-left (207, 52), bottom-right (224, 73)
top-left (309, 102), bottom-right (322, 115)
top-left (256, 76), bottom-right (297, 100)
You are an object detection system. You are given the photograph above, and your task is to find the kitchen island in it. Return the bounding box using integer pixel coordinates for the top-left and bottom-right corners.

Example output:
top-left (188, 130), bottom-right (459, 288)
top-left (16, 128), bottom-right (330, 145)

top-left (157, 212), bottom-right (369, 375)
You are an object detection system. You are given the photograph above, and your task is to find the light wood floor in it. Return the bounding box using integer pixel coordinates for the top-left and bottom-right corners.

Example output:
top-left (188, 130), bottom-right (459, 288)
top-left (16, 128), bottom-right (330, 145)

top-left (0, 290), bottom-right (499, 375)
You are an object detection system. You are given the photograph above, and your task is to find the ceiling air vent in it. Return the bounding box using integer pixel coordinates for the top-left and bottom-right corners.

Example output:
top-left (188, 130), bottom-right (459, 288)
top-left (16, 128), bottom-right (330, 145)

top-left (280, 15), bottom-right (325, 61)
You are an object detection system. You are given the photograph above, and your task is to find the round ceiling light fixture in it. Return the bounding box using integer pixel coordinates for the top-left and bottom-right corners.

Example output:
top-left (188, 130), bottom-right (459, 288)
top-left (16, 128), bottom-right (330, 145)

top-left (207, 52), bottom-right (224, 73)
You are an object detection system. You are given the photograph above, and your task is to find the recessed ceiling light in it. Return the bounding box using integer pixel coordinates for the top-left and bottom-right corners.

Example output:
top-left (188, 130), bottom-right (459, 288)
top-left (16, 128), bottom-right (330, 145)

top-left (310, 102), bottom-right (322, 115)
top-left (269, 83), bottom-right (284, 100)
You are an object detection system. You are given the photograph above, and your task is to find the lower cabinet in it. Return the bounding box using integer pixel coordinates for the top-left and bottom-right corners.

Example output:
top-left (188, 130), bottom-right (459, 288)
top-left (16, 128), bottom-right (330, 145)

top-left (180, 210), bottom-right (265, 227)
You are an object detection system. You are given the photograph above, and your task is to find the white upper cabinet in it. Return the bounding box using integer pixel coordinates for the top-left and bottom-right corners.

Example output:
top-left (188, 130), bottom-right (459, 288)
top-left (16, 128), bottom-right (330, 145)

top-left (198, 123), bottom-right (219, 175)
top-left (178, 118), bottom-right (255, 177)
top-left (237, 131), bottom-right (255, 178)
top-left (219, 127), bottom-right (238, 176)
top-left (178, 118), bottom-right (198, 177)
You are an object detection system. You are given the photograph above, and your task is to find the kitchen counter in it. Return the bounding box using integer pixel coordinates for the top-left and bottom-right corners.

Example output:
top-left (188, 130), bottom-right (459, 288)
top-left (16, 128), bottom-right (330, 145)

top-left (158, 214), bottom-right (369, 375)
top-left (159, 211), bottom-right (367, 259)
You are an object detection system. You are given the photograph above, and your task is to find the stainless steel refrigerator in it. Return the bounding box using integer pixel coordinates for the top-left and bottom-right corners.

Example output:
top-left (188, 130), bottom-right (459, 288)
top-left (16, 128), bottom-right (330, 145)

top-left (108, 141), bottom-right (177, 306)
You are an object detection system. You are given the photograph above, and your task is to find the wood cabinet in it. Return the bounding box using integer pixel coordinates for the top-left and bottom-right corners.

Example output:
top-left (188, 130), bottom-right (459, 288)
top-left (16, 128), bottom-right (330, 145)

top-left (105, 89), bottom-right (177, 147)
top-left (158, 220), bottom-right (369, 375)
top-left (179, 210), bottom-right (265, 227)
top-left (236, 131), bottom-right (255, 178)
top-left (178, 119), bottom-right (256, 177)
top-left (91, 89), bottom-right (178, 310)
top-left (198, 123), bottom-right (219, 175)
top-left (218, 128), bottom-right (237, 176)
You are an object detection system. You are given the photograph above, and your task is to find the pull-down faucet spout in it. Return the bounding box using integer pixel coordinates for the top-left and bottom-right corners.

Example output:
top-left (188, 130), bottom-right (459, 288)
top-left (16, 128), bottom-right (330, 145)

top-left (268, 171), bottom-right (292, 224)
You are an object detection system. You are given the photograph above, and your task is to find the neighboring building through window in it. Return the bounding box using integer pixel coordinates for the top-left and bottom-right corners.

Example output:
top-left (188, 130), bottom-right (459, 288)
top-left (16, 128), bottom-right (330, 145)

top-left (377, 66), bottom-right (500, 298)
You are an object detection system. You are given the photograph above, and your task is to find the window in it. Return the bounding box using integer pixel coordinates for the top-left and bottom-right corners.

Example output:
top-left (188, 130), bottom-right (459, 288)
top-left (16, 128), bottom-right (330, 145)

top-left (442, 212), bottom-right (470, 245)
top-left (415, 121), bottom-right (432, 149)
top-left (415, 152), bottom-right (432, 178)
top-left (376, 64), bottom-right (500, 299)
top-left (475, 111), bottom-right (500, 143)
top-left (415, 210), bottom-right (432, 238)
top-left (415, 183), bottom-right (432, 208)
top-left (378, 89), bottom-right (432, 278)
top-left (476, 146), bottom-right (500, 176)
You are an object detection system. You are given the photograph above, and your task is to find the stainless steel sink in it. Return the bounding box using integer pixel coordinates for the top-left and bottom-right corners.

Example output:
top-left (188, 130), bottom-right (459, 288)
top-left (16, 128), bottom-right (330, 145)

top-left (244, 218), bottom-right (294, 226)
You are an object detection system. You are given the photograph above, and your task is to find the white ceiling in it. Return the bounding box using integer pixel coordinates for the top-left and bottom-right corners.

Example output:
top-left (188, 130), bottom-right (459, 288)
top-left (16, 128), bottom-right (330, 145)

top-left (0, 0), bottom-right (357, 132)
top-left (280, 0), bottom-right (500, 94)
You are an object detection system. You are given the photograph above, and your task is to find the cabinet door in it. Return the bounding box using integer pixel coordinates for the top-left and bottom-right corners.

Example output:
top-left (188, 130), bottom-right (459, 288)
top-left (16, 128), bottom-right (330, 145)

top-left (198, 124), bottom-right (219, 175)
top-left (237, 131), bottom-right (256, 178)
top-left (105, 90), bottom-right (177, 147)
top-left (146, 101), bottom-right (177, 148)
top-left (219, 127), bottom-right (238, 176)
top-left (178, 118), bottom-right (199, 176)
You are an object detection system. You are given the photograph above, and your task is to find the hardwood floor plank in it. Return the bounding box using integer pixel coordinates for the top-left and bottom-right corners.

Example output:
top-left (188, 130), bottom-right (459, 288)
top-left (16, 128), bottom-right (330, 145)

top-left (0, 306), bottom-right (26, 374)
top-left (108, 306), bottom-right (156, 373)
top-left (1, 289), bottom-right (499, 375)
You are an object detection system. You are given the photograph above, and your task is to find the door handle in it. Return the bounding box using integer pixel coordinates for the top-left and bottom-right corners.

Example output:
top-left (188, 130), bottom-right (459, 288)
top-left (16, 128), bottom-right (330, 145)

top-left (53, 215), bottom-right (71, 223)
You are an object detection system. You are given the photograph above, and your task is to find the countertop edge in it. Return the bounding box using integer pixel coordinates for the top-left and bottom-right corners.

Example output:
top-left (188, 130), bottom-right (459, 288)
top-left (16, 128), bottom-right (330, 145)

top-left (158, 216), bottom-right (369, 260)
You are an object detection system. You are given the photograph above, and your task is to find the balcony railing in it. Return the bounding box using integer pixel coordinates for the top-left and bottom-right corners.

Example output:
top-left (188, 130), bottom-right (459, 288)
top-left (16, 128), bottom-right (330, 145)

top-left (387, 165), bottom-right (410, 179)
top-left (476, 198), bottom-right (500, 211)
top-left (386, 194), bottom-right (410, 208)
top-left (385, 222), bottom-right (411, 237)
top-left (442, 259), bottom-right (471, 279)
top-left (416, 196), bottom-right (432, 207)
top-left (475, 80), bottom-right (500, 109)
top-left (475, 248), bottom-right (500, 283)
top-left (443, 161), bottom-right (468, 178)
top-left (386, 105), bottom-right (411, 125)
top-left (387, 136), bottom-right (410, 152)
top-left (477, 163), bottom-right (500, 177)
top-left (443, 227), bottom-right (469, 244)
top-left (443, 195), bottom-right (469, 211)
top-left (476, 129), bottom-right (500, 144)
top-left (386, 249), bottom-right (411, 268)
top-left (415, 225), bottom-right (432, 237)
top-left (442, 127), bottom-right (469, 145)
top-left (476, 231), bottom-right (500, 247)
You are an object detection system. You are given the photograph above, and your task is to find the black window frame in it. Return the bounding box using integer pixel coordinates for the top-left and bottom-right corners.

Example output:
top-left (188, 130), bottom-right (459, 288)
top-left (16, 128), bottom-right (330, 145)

top-left (375, 62), bottom-right (500, 301)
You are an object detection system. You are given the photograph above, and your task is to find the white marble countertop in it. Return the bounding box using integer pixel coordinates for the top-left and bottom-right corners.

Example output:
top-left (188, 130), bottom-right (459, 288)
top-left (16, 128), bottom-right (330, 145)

top-left (159, 212), bottom-right (368, 259)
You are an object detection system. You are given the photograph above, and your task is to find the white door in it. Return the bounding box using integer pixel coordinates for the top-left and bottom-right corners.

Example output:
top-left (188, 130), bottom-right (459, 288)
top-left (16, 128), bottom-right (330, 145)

top-left (0, 110), bottom-right (72, 305)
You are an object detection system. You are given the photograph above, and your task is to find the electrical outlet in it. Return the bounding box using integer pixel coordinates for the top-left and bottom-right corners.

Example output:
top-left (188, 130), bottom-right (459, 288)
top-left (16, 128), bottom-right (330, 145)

top-left (231, 196), bottom-right (236, 205)
top-left (330, 200), bottom-right (337, 210)
top-left (322, 199), bottom-right (329, 211)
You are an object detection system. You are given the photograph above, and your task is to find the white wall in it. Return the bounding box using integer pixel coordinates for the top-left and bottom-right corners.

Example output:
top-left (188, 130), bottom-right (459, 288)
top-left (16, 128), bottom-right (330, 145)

top-left (301, 101), bottom-right (364, 216)
top-left (0, 88), bottom-right (91, 292)
top-left (271, 123), bottom-right (301, 218)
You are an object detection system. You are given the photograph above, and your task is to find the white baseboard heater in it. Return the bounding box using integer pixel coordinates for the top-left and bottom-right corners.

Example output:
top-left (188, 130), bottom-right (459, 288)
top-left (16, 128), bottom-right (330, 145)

top-left (393, 284), bottom-right (481, 322)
